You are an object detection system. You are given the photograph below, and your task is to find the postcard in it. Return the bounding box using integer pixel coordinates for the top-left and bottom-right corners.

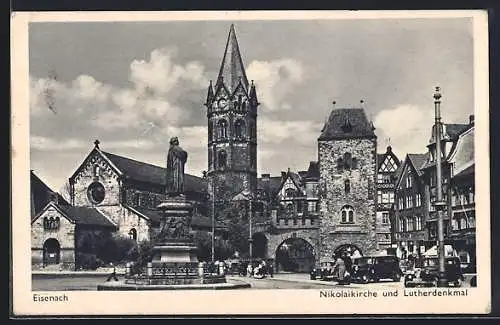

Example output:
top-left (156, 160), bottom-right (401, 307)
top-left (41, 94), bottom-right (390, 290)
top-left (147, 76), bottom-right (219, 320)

top-left (11, 10), bottom-right (491, 316)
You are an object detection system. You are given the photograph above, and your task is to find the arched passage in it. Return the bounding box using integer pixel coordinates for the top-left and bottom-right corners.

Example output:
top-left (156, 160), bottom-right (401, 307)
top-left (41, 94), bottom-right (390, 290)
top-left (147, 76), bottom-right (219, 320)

top-left (252, 232), bottom-right (268, 259)
top-left (43, 238), bottom-right (61, 265)
top-left (334, 244), bottom-right (363, 259)
top-left (275, 237), bottom-right (315, 273)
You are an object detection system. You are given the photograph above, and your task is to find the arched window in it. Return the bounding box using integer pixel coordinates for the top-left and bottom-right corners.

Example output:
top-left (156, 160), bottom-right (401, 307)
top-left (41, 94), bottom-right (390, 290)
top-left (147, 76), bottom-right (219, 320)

top-left (217, 119), bottom-right (228, 139)
top-left (55, 217), bottom-right (60, 229)
top-left (341, 205), bottom-right (354, 224)
top-left (343, 152), bottom-right (352, 170)
top-left (460, 217), bottom-right (468, 230)
top-left (452, 218), bottom-right (459, 230)
top-left (129, 228), bottom-right (137, 241)
top-left (218, 150), bottom-right (227, 169)
top-left (234, 119), bottom-right (246, 138)
top-left (93, 165), bottom-right (100, 177)
top-left (344, 179), bottom-right (351, 194)
top-left (337, 157), bottom-right (344, 172)
top-left (286, 203), bottom-right (294, 213)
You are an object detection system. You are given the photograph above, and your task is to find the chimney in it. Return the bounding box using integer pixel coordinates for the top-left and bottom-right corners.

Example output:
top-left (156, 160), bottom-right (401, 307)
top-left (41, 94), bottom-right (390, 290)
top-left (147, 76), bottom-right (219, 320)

top-left (469, 114), bottom-right (475, 125)
top-left (281, 171), bottom-right (287, 181)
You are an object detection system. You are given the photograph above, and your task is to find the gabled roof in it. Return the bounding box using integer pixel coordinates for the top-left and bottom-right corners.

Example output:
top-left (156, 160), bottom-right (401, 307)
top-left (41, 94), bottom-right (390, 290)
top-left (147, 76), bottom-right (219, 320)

top-left (407, 153), bottom-right (429, 176)
top-left (376, 146), bottom-right (400, 172)
top-left (445, 123), bottom-right (471, 139)
top-left (318, 108), bottom-right (376, 141)
top-left (100, 151), bottom-right (207, 193)
top-left (32, 201), bottom-right (116, 228)
top-left (31, 171), bottom-right (70, 218)
top-left (215, 24), bottom-right (249, 95)
top-left (395, 153), bottom-right (428, 189)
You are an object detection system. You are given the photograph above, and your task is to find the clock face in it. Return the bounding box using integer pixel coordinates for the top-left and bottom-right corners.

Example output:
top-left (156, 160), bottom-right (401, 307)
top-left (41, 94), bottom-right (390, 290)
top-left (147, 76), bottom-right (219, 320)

top-left (217, 98), bottom-right (227, 109)
top-left (87, 181), bottom-right (105, 204)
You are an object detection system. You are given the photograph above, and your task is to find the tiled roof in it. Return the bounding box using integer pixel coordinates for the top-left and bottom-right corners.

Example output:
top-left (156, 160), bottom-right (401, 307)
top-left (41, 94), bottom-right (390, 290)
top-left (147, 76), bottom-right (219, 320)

top-left (408, 153), bottom-right (429, 176)
top-left (318, 108), bottom-right (376, 141)
top-left (216, 24), bottom-right (249, 94)
top-left (376, 154), bottom-right (385, 170)
top-left (453, 164), bottom-right (474, 180)
top-left (305, 161), bottom-right (320, 179)
top-left (445, 124), bottom-right (471, 139)
top-left (101, 151), bottom-right (207, 193)
top-left (58, 205), bottom-right (116, 227)
top-left (257, 176), bottom-right (282, 197)
top-left (30, 171), bottom-right (70, 218)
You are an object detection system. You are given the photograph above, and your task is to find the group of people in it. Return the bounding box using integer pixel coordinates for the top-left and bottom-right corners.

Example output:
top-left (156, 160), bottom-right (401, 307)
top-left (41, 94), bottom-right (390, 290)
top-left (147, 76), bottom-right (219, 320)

top-left (313, 252), bottom-right (353, 285)
top-left (238, 260), bottom-right (274, 279)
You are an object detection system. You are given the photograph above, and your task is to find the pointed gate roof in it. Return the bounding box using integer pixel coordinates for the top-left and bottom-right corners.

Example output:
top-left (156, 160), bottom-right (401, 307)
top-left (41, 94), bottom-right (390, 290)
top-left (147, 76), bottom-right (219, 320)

top-left (217, 24), bottom-right (249, 94)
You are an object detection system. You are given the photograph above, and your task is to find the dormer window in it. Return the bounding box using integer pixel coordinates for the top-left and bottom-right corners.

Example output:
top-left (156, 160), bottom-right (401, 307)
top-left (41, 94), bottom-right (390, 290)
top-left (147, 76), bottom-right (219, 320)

top-left (285, 188), bottom-right (296, 198)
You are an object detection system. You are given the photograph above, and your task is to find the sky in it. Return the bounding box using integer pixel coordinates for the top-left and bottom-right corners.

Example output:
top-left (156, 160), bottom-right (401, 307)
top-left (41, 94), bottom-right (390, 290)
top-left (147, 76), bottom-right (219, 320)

top-left (28, 17), bottom-right (475, 192)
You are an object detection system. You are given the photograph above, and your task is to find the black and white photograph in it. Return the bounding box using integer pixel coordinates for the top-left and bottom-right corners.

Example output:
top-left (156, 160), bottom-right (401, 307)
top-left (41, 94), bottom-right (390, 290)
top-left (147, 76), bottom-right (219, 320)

top-left (11, 10), bottom-right (490, 315)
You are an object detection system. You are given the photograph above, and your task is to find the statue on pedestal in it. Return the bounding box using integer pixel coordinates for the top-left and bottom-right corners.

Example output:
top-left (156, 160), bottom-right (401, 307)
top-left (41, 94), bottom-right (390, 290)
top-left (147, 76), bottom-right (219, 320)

top-left (166, 136), bottom-right (188, 197)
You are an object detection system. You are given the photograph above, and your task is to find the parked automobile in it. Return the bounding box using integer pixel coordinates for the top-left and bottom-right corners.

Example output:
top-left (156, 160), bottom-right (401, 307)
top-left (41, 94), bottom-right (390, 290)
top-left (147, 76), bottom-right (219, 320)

top-left (351, 255), bottom-right (403, 283)
top-left (404, 256), bottom-right (464, 287)
top-left (310, 260), bottom-right (351, 284)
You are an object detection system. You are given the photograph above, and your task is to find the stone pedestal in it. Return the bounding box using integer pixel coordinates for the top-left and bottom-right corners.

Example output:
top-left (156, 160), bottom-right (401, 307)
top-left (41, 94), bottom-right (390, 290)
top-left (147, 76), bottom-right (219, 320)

top-left (152, 196), bottom-right (198, 267)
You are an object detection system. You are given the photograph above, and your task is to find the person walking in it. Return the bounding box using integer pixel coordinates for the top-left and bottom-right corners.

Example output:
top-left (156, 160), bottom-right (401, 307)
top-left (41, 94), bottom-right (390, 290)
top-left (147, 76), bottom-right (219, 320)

top-left (269, 262), bottom-right (274, 278)
top-left (106, 262), bottom-right (119, 282)
top-left (332, 253), bottom-right (347, 285)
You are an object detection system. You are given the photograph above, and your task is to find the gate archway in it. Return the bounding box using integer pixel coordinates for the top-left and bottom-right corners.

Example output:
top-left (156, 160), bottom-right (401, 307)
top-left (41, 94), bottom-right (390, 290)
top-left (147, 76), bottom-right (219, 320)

top-left (275, 237), bottom-right (315, 273)
top-left (43, 238), bottom-right (61, 265)
top-left (334, 244), bottom-right (363, 259)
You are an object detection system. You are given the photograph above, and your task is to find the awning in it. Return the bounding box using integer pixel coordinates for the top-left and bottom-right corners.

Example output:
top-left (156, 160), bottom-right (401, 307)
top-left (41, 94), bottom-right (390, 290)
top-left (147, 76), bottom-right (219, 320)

top-left (422, 245), bottom-right (455, 257)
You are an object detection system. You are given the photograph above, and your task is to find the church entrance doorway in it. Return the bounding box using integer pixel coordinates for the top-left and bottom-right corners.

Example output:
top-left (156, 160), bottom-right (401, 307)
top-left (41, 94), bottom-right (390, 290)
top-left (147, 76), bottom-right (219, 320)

top-left (43, 238), bottom-right (60, 265)
top-left (275, 238), bottom-right (315, 273)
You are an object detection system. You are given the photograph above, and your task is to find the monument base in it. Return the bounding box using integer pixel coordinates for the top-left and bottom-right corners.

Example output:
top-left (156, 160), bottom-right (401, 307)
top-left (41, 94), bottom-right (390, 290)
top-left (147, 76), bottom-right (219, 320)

top-left (151, 241), bottom-right (199, 265)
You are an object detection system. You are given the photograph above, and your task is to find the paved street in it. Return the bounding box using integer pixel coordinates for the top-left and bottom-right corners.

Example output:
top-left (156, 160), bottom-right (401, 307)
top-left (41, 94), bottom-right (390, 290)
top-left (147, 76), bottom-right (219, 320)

top-left (32, 273), bottom-right (412, 291)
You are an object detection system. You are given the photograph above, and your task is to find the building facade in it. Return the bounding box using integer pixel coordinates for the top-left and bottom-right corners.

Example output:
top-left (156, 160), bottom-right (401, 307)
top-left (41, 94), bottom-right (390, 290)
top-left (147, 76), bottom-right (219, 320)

top-left (375, 146), bottom-right (400, 251)
top-left (31, 24), bottom-right (393, 272)
top-left (317, 107), bottom-right (379, 263)
top-left (393, 153), bottom-right (428, 259)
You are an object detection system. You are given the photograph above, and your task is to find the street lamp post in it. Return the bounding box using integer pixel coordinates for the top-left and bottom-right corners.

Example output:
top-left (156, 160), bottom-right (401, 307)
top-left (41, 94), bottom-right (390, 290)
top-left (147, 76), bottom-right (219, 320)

top-left (211, 178), bottom-right (215, 263)
top-left (248, 197), bottom-right (253, 264)
top-left (433, 86), bottom-right (447, 287)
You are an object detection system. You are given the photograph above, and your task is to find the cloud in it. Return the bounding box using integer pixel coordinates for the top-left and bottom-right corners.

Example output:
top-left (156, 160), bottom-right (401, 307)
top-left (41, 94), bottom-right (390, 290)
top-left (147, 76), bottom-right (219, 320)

top-left (130, 47), bottom-right (209, 96)
top-left (247, 58), bottom-right (304, 111)
top-left (258, 117), bottom-right (322, 146)
top-left (374, 104), bottom-right (433, 158)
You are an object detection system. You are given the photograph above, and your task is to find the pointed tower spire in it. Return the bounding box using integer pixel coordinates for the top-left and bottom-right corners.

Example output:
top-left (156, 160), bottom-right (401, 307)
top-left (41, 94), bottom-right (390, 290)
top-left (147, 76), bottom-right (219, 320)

top-left (217, 24), bottom-right (249, 94)
top-left (205, 80), bottom-right (214, 106)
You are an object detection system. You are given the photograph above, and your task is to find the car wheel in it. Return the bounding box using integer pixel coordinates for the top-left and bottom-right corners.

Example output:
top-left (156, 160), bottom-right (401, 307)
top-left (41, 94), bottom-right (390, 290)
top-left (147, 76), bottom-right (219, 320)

top-left (431, 278), bottom-right (438, 287)
top-left (393, 273), bottom-right (401, 282)
top-left (454, 278), bottom-right (462, 287)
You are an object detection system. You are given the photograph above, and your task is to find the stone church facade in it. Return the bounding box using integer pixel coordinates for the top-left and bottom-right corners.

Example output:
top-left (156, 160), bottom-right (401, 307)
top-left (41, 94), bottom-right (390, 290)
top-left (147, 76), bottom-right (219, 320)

top-left (31, 24), bottom-right (389, 271)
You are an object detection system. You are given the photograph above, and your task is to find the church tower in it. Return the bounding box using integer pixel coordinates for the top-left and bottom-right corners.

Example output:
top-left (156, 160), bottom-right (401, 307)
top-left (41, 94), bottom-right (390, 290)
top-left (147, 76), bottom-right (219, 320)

top-left (205, 24), bottom-right (259, 203)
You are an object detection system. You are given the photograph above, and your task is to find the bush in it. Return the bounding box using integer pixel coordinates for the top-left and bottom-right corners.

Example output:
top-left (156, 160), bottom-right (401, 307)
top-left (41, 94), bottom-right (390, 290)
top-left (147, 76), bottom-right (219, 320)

top-left (76, 253), bottom-right (99, 270)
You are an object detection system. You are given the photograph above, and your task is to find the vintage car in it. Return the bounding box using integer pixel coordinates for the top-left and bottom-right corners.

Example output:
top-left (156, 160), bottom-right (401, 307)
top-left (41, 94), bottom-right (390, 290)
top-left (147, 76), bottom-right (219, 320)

top-left (310, 261), bottom-right (351, 284)
top-left (351, 255), bottom-right (403, 283)
top-left (404, 256), bottom-right (465, 287)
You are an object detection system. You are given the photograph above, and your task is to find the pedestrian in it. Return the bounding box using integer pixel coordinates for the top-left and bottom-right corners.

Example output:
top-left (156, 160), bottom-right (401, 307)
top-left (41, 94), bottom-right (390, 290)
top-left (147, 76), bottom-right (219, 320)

top-left (269, 262), bottom-right (274, 278)
top-left (247, 262), bottom-right (253, 278)
top-left (332, 253), bottom-right (347, 285)
top-left (106, 262), bottom-right (119, 282)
